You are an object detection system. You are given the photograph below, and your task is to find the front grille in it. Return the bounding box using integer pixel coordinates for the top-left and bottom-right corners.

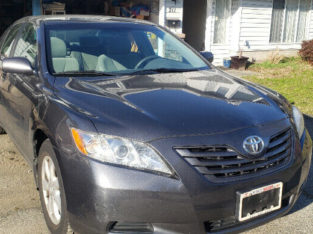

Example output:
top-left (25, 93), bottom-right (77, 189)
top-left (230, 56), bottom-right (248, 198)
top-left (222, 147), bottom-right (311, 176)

top-left (175, 128), bottom-right (292, 182)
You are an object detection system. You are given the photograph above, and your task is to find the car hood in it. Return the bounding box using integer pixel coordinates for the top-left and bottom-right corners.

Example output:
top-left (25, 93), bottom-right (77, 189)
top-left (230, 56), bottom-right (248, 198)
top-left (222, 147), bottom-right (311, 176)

top-left (53, 70), bottom-right (289, 142)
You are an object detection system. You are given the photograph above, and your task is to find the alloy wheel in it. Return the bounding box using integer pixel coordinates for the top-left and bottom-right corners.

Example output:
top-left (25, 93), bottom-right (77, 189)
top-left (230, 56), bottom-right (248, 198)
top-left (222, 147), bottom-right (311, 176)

top-left (41, 155), bottom-right (62, 225)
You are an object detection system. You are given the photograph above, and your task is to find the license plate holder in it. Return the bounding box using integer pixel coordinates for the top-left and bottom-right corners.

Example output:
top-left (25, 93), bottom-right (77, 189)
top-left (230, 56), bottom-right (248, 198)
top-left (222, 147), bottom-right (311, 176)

top-left (236, 182), bottom-right (283, 222)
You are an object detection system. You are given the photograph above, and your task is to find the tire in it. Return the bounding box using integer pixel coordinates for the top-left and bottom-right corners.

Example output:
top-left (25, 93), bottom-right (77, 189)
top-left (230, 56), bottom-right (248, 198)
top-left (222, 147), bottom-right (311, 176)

top-left (0, 127), bottom-right (6, 134)
top-left (38, 139), bottom-right (72, 234)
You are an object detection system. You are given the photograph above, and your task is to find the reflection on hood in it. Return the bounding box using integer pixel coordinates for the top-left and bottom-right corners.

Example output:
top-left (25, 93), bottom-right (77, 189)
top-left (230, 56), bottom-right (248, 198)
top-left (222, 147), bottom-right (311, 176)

top-left (55, 70), bottom-right (288, 141)
top-left (65, 70), bottom-right (269, 107)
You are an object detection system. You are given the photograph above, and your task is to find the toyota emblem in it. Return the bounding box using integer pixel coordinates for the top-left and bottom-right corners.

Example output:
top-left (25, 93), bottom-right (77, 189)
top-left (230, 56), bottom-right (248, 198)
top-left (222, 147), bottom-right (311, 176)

top-left (243, 136), bottom-right (265, 155)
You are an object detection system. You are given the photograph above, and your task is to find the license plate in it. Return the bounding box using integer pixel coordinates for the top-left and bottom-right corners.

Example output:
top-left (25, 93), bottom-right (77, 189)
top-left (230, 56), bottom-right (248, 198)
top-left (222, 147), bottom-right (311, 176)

top-left (236, 182), bottom-right (283, 222)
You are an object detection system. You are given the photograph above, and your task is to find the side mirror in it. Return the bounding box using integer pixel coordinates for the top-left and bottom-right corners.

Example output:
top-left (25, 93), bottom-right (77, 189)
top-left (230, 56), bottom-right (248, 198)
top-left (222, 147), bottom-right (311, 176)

top-left (2, 57), bottom-right (34, 75)
top-left (200, 51), bottom-right (214, 63)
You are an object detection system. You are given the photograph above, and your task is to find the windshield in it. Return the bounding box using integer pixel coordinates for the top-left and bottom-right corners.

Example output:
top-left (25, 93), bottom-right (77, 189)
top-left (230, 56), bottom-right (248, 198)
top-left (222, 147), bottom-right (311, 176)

top-left (45, 21), bottom-right (210, 76)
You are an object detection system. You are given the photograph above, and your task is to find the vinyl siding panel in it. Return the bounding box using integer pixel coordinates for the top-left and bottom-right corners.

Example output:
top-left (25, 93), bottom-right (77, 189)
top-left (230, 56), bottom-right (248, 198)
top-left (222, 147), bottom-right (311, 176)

top-left (239, 0), bottom-right (272, 50)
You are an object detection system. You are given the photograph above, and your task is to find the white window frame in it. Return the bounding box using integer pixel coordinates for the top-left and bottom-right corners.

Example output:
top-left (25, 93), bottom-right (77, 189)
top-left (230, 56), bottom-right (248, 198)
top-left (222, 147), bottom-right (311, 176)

top-left (270, 0), bottom-right (312, 44)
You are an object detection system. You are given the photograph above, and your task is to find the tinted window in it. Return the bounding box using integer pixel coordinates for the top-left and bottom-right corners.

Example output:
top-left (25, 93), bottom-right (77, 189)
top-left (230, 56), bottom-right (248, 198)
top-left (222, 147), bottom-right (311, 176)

top-left (0, 24), bottom-right (21, 58)
top-left (14, 23), bottom-right (37, 66)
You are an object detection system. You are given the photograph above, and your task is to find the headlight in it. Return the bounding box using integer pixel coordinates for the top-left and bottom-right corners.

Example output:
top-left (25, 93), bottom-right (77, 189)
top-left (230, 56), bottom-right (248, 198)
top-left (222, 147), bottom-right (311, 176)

top-left (292, 106), bottom-right (304, 137)
top-left (71, 128), bottom-right (172, 175)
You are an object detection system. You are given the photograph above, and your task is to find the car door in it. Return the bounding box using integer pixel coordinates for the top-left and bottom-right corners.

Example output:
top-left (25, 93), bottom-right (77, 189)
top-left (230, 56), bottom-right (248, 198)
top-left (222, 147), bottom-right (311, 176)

top-left (4, 22), bottom-right (41, 163)
top-left (0, 23), bottom-right (23, 138)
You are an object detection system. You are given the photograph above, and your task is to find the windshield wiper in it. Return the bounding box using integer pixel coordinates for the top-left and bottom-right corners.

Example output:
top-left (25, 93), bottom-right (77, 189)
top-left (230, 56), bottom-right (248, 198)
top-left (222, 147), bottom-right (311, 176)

top-left (127, 68), bottom-right (203, 75)
top-left (54, 68), bottom-right (206, 77)
top-left (53, 71), bottom-right (118, 77)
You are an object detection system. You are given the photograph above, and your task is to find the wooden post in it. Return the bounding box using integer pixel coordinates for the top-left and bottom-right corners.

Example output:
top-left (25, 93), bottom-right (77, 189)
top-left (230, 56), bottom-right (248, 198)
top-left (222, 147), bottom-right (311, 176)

top-left (32, 0), bottom-right (41, 15)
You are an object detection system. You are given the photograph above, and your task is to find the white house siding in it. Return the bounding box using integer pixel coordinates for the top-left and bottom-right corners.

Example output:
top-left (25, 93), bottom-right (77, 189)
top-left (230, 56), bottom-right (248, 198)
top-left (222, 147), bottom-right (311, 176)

top-left (204, 0), bottom-right (313, 65)
top-left (239, 0), bottom-right (273, 51)
top-left (239, 0), bottom-right (308, 53)
top-left (205, 0), bottom-right (241, 65)
top-left (240, 0), bottom-right (313, 52)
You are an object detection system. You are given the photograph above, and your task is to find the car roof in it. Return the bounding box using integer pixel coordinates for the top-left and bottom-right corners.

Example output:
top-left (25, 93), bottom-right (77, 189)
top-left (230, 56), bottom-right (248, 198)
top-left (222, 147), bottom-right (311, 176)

top-left (15, 15), bottom-right (156, 27)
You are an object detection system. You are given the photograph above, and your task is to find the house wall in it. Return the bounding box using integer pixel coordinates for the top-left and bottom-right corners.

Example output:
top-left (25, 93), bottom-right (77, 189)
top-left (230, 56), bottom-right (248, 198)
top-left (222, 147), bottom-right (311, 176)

top-left (206, 0), bottom-right (313, 65)
top-left (239, 0), bottom-right (309, 52)
top-left (239, 0), bottom-right (272, 51)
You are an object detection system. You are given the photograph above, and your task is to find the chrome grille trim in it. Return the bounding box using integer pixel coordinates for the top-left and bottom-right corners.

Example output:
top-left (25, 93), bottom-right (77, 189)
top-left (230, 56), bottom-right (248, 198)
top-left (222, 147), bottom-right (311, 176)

top-left (174, 128), bottom-right (292, 182)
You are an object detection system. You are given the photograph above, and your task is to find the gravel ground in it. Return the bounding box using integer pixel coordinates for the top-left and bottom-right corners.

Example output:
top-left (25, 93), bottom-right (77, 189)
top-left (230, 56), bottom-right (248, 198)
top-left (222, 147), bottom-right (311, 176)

top-left (0, 115), bottom-right (312, 234)
top-left (0, 135), bottom-right (49, 234)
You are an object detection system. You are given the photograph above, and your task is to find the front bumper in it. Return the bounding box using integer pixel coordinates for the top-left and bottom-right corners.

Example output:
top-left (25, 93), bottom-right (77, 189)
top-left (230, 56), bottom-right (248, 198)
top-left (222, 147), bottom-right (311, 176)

top-left (56, 128), bottom-right (312, 234)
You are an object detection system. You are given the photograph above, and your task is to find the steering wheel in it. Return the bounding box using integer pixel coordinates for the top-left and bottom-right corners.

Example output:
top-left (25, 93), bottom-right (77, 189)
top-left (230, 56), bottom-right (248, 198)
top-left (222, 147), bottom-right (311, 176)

top-left (135, 55), bottom-right (160, 69)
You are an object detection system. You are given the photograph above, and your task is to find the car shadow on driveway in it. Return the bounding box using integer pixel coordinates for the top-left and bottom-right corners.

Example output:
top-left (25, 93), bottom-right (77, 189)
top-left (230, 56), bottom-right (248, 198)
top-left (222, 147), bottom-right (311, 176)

top-left (287, 114), bottom-right (313, 215)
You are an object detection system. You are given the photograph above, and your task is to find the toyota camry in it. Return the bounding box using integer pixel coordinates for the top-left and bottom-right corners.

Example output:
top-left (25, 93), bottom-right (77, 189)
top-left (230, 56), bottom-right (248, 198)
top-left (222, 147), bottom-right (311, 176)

top-left (0, 16), bottom-right (311, 234)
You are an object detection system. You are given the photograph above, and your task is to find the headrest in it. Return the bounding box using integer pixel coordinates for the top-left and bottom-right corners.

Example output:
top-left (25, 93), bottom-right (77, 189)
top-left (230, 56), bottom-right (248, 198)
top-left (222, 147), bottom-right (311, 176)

top-left (51, 37), bottom-right (67, 58)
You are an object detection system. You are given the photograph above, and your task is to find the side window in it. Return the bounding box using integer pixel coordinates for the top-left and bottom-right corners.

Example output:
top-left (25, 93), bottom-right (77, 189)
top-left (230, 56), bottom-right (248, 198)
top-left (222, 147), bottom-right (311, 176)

top-left (14, 23), bottom-right (37, 67)
top-left (0, 24), bottom-right (21, 58)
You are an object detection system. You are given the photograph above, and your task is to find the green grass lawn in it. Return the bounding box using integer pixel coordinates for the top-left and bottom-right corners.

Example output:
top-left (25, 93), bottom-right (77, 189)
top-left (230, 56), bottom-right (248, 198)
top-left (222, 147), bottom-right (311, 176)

top-left (243, 57), bottom-right (313, 116)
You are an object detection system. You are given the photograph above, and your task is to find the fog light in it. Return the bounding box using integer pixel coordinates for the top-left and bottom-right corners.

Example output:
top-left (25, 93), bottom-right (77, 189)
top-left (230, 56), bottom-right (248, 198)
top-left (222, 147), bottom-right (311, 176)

top-left (109, 222), bottom-right (153, 233)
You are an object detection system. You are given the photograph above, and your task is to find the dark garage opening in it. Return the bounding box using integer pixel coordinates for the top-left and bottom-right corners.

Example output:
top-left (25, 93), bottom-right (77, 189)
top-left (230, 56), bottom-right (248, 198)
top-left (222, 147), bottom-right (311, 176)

top-left (0, 0), bottom-right (32, 35)
top-left (183, 0), bottom-right (207, 51)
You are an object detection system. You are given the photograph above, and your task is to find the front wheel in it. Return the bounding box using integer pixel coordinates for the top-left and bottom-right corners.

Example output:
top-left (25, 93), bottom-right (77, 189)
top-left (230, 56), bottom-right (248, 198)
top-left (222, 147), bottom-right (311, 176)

top-left (0, 127), bottom-right (6, 134)
top-left (38, 139), bottom-right (72, 234)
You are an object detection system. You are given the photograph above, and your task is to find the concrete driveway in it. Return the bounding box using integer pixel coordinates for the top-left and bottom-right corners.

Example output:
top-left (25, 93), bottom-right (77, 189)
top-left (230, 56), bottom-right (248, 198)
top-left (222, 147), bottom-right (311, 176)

top-left (0, 116), bottom-right (313, 234)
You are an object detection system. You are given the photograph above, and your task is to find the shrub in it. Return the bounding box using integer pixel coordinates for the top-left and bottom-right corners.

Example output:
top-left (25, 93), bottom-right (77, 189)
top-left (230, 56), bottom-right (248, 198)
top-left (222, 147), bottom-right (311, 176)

top-left (268, 48), bottom-right (284, 64)
top-left (299, 39), bottom-right (313, 65)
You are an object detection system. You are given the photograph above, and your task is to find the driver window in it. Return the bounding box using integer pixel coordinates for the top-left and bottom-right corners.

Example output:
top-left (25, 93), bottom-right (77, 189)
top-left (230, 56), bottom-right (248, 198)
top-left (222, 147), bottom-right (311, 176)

top-left (14, 23), bottom-right (37, 67)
